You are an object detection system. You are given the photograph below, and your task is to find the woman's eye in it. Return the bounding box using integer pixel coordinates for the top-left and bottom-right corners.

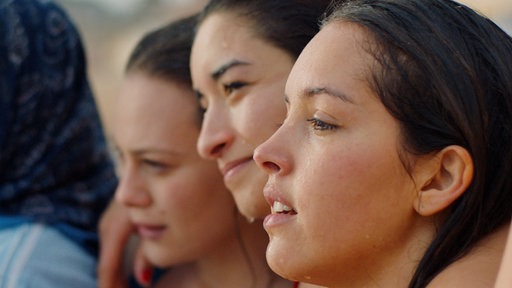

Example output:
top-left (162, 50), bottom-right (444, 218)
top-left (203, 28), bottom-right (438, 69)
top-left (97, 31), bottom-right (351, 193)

top-left (307, 117), bottom-right (338, 131)
top-left (142, 159), bottom-right (168, 173)
top-left (223, 81), bottom-right (246, 95)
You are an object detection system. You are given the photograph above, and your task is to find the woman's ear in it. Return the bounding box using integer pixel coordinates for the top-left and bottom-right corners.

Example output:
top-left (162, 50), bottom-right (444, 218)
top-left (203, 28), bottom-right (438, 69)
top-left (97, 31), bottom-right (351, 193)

top-left (413, 145), bottom-right (474, 216)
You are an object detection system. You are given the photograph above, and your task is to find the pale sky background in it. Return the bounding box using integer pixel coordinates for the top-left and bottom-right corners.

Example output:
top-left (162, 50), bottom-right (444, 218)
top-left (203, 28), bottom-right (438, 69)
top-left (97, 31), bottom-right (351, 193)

top-left (54, 0), bottom-right (512, 135)
top-left (55, 0), bottom-right (208, 133)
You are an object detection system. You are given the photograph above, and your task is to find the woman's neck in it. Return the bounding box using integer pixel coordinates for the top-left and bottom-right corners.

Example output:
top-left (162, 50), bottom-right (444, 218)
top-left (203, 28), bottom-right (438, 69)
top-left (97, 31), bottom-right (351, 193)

top-left (426, 223), bottom-right (509, 288)
top-left (157, 215), bottom-right (289, 288)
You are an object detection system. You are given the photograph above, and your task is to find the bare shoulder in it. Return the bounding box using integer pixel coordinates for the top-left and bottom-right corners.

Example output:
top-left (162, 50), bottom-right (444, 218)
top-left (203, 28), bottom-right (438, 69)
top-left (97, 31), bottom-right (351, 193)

top-left (428, 225), bottom-right (509, 288)
top-left (495, 223), bottom-right (512, 288)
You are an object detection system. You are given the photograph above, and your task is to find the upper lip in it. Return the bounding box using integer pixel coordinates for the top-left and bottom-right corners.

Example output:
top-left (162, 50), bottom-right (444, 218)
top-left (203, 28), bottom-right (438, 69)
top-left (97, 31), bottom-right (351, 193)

top-left (131, 218), bottom-right (164, 227)
top-left (263, 181), bottom-right (294, 211)
top-left (220, 156), bottom-right (253, 176)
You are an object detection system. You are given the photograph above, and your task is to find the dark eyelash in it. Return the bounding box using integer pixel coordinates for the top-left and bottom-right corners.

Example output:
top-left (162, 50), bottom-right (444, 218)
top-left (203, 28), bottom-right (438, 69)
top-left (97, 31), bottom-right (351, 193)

top-left (223, 81), bottom-right (246, 95)
top-left (143, 159), bottom-right (167, 170)
top-left (306, 117), bottom-right (338, 131)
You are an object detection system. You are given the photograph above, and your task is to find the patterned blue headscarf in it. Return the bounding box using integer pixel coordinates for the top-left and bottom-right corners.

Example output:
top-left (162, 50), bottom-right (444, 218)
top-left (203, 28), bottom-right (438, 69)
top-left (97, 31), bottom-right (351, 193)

top-left (0, 0), bottom-right (117, 252)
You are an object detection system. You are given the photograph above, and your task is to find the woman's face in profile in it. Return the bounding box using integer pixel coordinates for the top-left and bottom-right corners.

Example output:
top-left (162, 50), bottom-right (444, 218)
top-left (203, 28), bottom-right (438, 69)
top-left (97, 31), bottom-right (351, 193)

top-left (113, 72), bottom-right (236, 267)
top-left (254, 22), bottom-right (421, 286)
top-left (191, 12), bottom-right (294, 220)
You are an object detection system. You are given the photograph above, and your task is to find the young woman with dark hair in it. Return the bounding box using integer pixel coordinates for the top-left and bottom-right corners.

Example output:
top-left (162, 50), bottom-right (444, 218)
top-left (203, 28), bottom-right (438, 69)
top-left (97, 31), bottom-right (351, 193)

top-left (112, 15), bottom-right (284, 288)
top-left (192, 0), bottom-right (332, 226)
top-left (254, 0), bottom-right (512, 287)
top-left (191, 2), bottom-right (332, 287)
top-left (101, 1), bottom-right (332, 287)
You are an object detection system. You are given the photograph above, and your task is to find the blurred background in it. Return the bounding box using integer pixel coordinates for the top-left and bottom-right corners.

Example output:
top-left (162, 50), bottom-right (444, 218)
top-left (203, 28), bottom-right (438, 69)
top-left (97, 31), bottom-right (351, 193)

top-left (54, 0), bottom-right (207, 135)
top-left (54, 0), bottom-right (512, 136)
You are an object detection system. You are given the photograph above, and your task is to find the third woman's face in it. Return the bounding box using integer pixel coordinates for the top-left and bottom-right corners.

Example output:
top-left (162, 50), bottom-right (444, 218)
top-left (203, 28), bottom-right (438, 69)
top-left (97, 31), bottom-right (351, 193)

top-left (114, 73), bottom-right (236, 267)
top-left (190, 12), bottom-right (294, 220)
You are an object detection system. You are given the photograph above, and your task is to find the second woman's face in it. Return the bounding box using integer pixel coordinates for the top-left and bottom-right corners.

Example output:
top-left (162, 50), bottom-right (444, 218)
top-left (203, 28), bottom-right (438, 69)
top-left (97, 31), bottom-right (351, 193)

top-left (190, 12), bottom-right (294, 220)
top-left (114, 73), bottom-right (236, 268)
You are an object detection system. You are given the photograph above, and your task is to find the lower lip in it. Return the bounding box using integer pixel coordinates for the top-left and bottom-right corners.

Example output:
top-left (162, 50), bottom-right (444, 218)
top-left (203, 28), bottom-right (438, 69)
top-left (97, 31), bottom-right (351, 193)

top-left (263, 212), bottom-right (296, 229)
top-left (223, 159), bottom-right (251, 182)
top-left (137, 225), bottom-right (166, 240)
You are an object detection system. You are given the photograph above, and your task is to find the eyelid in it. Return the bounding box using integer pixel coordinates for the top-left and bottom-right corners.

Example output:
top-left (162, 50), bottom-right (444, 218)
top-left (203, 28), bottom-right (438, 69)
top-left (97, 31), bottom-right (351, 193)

top-left (223, 81), bottom-right (247, 95)
top-left (142, 159), bottom-right (170, 172)
top-left (224, 81), bottom-right (246, 88)
top-left (306, 117), bottom-right (339, 131)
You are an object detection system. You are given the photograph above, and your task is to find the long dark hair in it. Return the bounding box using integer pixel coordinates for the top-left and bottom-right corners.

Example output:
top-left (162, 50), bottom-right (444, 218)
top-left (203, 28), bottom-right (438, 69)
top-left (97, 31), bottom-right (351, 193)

top-left (197, 0), bottom-right (333, 59)
top-left (126, 13), bottom-right (267, 287)
top-left (194, 1), bottom-right (333, 286)
top-left (126, 14), bottom-right (196, 84)
top-left (323, 0), bottom-right (512, 287)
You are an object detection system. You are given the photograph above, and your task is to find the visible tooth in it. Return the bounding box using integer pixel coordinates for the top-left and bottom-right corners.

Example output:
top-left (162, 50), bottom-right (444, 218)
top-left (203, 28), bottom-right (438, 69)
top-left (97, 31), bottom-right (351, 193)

top-left (272, 201), bottom-right (292, 213)
top-left (273, 201), bottom-right (282, 212)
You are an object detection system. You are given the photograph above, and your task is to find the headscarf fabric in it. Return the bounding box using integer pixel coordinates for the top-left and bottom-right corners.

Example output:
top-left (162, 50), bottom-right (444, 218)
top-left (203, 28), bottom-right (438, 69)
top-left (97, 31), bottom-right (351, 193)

top-left (0, 0), bottom-right (117, 248)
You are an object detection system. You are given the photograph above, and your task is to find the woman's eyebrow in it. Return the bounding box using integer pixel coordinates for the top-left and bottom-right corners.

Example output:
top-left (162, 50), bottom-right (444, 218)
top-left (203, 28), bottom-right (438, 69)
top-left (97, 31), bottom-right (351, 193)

top-left (211, 59), bottom-right (251, 80)
top-left (303, 86), bottom-right (354, 103)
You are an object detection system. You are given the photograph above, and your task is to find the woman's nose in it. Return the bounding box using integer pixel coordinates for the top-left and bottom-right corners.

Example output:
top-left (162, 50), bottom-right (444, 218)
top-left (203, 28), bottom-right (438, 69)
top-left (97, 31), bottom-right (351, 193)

top-left (197, 109), bottom-right (234, 159)
top-left (114, 167), bottom-right (152, 208)
top-left (253, 126), bottom-right (291, 176)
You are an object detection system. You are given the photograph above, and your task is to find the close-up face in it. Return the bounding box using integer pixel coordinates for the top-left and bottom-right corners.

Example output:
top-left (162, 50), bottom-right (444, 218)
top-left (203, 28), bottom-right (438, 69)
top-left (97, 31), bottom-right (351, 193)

top-left (114, 72), bottom-right (236, 267)
top-left (190, 12), bottom-right (294, 220)
top-left (254, 22), bottom-right (426, 286)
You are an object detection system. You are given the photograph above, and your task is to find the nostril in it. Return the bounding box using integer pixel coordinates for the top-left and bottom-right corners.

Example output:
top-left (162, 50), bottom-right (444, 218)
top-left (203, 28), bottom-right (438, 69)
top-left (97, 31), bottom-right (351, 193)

top-left (262, 161), bottom-right (280, 172)
top-left (210, 143), bottom-right (226, 157)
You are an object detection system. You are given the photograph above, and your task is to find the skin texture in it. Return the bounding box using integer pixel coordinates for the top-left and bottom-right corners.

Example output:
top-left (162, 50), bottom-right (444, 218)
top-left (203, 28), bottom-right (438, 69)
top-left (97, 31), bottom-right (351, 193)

top-left (254, 22), bottom-right (434, 287)
top-left (112, 71), bottom-right (291, 288)
top-left (427, 224), bottom-right (508, 288)
top-left (496, 224), bottom-right (512, 287)
top-left (114, 72), bottom-right (237, 269)
top-left (254, 20), bottom-right (508, 288)
top-left (191, 12), bottom-right (294, 220)
top-left (99, 12), bottom-right (302, 286)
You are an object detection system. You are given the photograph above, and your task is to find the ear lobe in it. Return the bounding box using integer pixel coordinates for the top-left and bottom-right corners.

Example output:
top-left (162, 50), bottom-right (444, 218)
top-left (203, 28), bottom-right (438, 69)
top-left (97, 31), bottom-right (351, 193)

top-left (413, 145), bottom-right (474, 216)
